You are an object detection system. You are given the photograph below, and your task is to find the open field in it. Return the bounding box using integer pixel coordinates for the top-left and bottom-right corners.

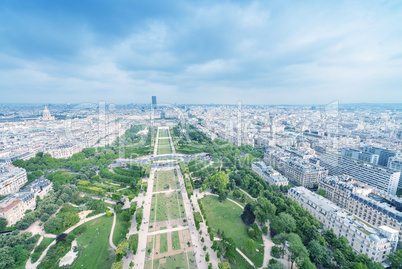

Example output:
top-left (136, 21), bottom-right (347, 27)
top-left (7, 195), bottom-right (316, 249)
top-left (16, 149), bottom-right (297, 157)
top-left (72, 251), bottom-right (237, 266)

top-left (71, 215), bottom-right (115, 269)
top-left (112, 209), bottom-right (131, 246)
top-left (150, 191), bottom-right (185, 223)
top-left (158, 129), bottom-right (169, 138)
top-left (154, 170), bottom-right (180, 192)
top-left (157, 138), bottom-right (172, 155)
top-left (199, 195), bottom-right (264, 267)
top-left (145, 229), bottom-right (196, 269)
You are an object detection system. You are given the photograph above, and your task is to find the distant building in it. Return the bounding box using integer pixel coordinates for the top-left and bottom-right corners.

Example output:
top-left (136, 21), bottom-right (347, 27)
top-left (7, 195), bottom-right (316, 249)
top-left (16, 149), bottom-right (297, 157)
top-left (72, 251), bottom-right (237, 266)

top-left (251, 161), bottom-right (288, 186)
top-left (40, 106), bottom-right (55, 121)
top-left (289, 187), bottom-right (398, 263)
top-left (363, 146), bottom-right (396, 167)
top-left (388, 157), bottom-right (402, 189)
top-left (152, 96), bottom-right (157, 109)
top-left (264, 147), bottom-right (327, 188)
top-left (316, 151), bottom-right (400, 195)
top-left (341, 147), bottom-right (379, 165)
top-left (0, 164), bottom-right (28, 195)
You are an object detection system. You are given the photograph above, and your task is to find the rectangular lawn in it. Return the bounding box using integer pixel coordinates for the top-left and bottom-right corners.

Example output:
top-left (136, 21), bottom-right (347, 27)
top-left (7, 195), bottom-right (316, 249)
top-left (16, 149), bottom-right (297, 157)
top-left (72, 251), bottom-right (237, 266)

top-left (150, 191), bottom-right (185, 223)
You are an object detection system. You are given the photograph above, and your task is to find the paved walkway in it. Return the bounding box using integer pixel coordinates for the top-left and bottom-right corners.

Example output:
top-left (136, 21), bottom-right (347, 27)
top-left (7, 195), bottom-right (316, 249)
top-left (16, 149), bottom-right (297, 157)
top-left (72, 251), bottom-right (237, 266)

top-left (109, 207), bottom-right (117, 250)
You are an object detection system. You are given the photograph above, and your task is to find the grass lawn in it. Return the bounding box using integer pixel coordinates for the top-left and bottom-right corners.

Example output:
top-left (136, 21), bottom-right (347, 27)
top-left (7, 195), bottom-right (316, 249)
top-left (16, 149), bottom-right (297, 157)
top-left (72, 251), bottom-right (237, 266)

top-left (230, 251), bottom-right (254, 269)
top-left (71, 215), bottom-right (115, 269)
top-left (158, 129), bottom-right (169, 138)
top-left (199, 195), bottom-right (264, 267)
top-left (157, 138), bottom-right (172, 155)
top-left (150, 191), bottom-right (185, 223)
top-left (112, 209), bottom-right (130, 246)
top-left (145, 252), bottom-right (197, 269)
top-left (154, 170), bottom-right (180, 192)
top-left (160, 233), bottom-right (168, 253)
top-left (172, 231), bottom-right (181, 250)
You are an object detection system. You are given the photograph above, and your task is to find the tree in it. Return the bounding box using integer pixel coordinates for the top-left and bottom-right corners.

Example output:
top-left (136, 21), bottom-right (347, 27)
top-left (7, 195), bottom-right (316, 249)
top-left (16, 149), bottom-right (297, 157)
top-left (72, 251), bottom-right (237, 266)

top-left (10, 244), bottom-right (28, 265)
top-left (388, 250), bottom-right (402, 269)
top-left (111, 261), bottom-right (124, 269)
top-left (241, 203), bottom-right (255, 225)
top-left (44, 217), bottom-right (63, 234)
top-left (307, 240), bottom-right (331, 267)
top-left (268, 261), bottom-right (286, 269)
top-left (218, 262), bottom-right (231, 269)
top-left (251, 197), bottom-right (276, 224)
top-left (205, 252), bottom-right (210, 262)
top-left (286, 233), bottom-right (309, 269)
top-left (0, 218), bottom-right (7, 232)
top-left (316, 189), bottom-right (327, 198)
top-left (246, 239), bottom-right (256, 252)
top-left (63, 212), bottom-right (80, 228)
top-left (0, 247), bottom-right (15, 268)
top-left (334, 249), bottom-right (347, 268)
top-left (115, 240), bottom-right (128, 261)
top-left (271, 213), bottom-right (296, 234)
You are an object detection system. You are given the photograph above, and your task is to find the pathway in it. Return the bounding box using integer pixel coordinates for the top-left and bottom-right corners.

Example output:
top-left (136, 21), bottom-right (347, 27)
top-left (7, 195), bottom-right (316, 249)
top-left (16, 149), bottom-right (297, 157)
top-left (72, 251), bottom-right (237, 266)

top-left (109, 207), bottom-right (117, 250)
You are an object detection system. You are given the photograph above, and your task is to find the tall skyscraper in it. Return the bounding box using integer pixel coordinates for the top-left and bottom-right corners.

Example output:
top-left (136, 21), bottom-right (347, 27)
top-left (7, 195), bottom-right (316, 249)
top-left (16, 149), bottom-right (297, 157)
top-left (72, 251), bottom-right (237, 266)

top-left (152, 96), bottom-right (157, 109)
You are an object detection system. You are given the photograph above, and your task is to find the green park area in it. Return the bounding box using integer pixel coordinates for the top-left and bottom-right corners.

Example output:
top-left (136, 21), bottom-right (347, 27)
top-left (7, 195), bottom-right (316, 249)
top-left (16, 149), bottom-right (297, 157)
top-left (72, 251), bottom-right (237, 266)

top-left (145, 252), bottom-right (197, 269)
top-left (113, 209), bottom-right (131, 246)
top-left (158, 129), bottom-right (170, 138)
top-left (150, 191), bottom-right (185, 223)
top-left (157, 138), bottom-right (172, 155)
top-left (71, 215), bottom-right (115, 269)
top-left (199, 195), bottom-right (264, 267)
top-left (154, 170), bottom-right (180, 192)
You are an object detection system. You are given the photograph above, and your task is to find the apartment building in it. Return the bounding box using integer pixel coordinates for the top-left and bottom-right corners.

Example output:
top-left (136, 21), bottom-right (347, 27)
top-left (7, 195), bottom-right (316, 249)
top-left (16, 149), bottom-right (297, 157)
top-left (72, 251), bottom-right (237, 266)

top-left (288, 187), bottom-right (398, 263)
top-left (22, 177), bottom-right (53, 199)
top-left (251, 161), bottom-right (288, 186)
top-left (316, 151), bottom-right (400, 195)
top-left (363, 146), bottom-right (396, 167)
top-left (264, 147), bottom-right (327, 188)
top-left (0, 191), bottom-right (35, 225)
top-left (388, 157), bottom-right (402, 189)
top-left (0, 164), bottom-right (28, 195)
top-left (341, 147), bottom-right (379, 165)
top-left (319, 176), bottom-right (402, 239)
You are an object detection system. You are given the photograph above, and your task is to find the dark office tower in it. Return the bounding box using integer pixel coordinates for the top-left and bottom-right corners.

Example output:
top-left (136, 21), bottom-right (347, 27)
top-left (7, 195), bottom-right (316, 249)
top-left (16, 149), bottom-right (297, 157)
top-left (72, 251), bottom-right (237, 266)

top-left (152, 96), bottom-right (157, 109)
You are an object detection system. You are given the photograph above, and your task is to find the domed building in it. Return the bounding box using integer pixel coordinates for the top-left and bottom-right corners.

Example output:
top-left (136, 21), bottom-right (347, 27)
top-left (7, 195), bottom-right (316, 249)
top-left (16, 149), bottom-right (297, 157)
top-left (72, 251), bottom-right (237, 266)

top-left (41, 106), bottom-right (55, 121)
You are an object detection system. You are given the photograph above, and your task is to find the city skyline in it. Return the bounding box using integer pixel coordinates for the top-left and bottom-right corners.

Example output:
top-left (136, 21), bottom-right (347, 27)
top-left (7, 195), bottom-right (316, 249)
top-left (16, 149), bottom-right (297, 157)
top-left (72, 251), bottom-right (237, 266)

top-left (1, 0), bottom-right (402, 105)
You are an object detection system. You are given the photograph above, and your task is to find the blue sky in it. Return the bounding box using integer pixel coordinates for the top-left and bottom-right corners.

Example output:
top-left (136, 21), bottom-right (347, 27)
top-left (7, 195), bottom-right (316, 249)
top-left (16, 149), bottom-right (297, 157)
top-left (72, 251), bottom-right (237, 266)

top-left (0, 0), bottom-right (401, 105)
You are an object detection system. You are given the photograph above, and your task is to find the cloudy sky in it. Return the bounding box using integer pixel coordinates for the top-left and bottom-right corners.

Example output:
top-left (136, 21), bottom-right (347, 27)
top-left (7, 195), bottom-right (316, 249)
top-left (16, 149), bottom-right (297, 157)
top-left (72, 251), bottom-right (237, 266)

top-left (1, 0), bottom-right (401, 105)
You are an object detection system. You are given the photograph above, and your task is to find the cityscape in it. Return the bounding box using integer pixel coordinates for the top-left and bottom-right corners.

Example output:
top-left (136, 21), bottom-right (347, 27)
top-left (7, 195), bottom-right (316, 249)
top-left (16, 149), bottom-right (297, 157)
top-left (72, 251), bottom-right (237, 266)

top-left (1, 1), bottom-right (402, 269)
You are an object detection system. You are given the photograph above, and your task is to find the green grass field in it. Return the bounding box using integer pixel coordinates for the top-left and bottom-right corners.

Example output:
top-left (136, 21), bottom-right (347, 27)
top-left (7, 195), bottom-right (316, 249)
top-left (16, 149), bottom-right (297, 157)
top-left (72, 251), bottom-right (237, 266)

top-left (112, 209), bottom-right (131, 246)
top-left (145, 252), bottom-right (197, 269)
top-left (158, 129), bottom-right (169, 138)
top-left (150, 191), bottom-right (185, 223)
top-left (160, 233), bottom-right (168, 253)
top-left (71, 215), bottom-right (115, 269)
top-left (154, 170), bottom-right (180, 192)
top-left (157, 138), bottom-right (172, 155)
top-left (171, 231), bottom-right (181, 250)
top-left (199, 195), bottom-right (264, 267)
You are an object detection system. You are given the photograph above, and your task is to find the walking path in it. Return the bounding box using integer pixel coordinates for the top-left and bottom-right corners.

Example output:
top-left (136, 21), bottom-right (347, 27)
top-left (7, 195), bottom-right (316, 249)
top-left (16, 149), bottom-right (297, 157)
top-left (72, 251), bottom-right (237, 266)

top-left (109, 207), bottom-right (117, 250)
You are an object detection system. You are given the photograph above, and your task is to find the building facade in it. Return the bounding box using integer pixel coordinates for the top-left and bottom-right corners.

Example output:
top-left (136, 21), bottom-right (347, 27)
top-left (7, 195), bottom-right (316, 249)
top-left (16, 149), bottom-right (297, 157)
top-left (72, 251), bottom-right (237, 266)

top-left (264, 147), bottom-right (328, 188)
top-left (319, 176), bottom-right (402, 239)
top-left (0, 164), bottom-right (28, 195)
top-left (251, 161), bottom-right (289, 186)
top-left (288, 187), bottom-right (398, 263)
top-left (316, 151), bottom-right (400, 195)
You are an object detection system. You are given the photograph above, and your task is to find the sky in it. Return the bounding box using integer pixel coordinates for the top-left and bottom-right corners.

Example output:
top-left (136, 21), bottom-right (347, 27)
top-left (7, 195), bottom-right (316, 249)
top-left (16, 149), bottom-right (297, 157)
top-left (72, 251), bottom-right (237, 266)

top-left (0, 0), bottom-right (402, 105)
